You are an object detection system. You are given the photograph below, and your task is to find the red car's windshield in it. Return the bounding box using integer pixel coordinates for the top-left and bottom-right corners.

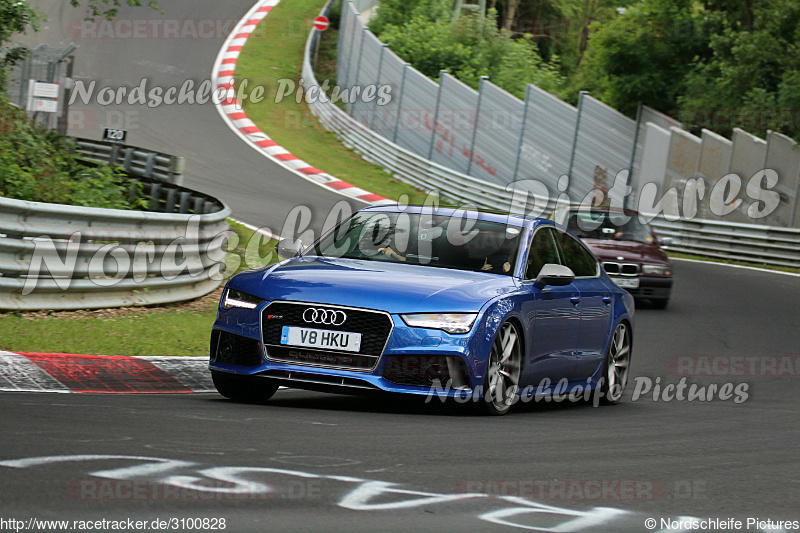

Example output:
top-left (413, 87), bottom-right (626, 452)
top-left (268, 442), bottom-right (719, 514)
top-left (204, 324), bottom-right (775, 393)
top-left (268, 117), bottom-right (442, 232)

top-left (566, 212), bottom-right (655, 245)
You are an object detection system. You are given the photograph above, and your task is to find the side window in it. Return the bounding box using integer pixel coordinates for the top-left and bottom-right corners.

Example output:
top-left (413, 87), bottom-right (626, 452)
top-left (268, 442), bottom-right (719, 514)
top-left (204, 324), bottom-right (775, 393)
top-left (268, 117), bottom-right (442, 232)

top-left (557, 231), bottom-right (598, 277)
top-left (525, 228), bottom-right (561, 279)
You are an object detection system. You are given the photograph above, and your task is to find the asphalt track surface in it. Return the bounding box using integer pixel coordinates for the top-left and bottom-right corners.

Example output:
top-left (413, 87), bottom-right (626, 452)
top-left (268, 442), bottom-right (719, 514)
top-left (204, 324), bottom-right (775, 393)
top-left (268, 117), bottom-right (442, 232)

top-left (3, 261), bottom-right (800, 532)
top-left (3, 1), bottom-right (800, 532)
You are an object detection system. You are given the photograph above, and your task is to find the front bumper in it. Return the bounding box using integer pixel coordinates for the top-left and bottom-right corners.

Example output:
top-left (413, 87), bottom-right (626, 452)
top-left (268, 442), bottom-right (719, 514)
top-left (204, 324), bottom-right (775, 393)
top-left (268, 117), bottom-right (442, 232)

top-left (210, 309), bottom-right (486, 397)
top-left (610, 275), bottom-right (672, 300)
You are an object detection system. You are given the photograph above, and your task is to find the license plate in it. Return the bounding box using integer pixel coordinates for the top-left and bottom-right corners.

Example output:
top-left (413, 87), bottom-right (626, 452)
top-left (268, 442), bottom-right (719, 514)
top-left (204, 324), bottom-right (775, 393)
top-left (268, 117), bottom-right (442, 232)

top-left (280, 326), bottom-right (362, 352)
top-left (612, 277), bottom-right (640, 289)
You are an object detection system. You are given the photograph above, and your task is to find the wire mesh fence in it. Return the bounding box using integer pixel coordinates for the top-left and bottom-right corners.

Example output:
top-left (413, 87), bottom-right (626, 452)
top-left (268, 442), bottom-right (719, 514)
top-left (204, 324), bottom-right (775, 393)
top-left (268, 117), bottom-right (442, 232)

top-left (4, 43), bottom-right (76, 133)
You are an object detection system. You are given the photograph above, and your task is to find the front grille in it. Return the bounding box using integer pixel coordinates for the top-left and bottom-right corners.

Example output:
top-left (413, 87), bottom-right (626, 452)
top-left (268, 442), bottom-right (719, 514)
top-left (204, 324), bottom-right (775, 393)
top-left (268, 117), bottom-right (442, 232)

top-left (261, 301), bottom-right (393, 371)
top-left (211, 331), bottom-right (263, 367)
top-left (603, 262), bottom-right (639, 276)
top-left (383, 355), bottom-right (469, 388)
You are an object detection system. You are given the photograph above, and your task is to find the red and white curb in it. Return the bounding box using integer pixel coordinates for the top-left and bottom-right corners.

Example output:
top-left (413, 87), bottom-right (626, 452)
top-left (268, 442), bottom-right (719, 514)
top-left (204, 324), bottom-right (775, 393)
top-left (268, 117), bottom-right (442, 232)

top-left (212, 0), bottom-right (394, 206)
top-left (0, 351), bottom-right (213, 394)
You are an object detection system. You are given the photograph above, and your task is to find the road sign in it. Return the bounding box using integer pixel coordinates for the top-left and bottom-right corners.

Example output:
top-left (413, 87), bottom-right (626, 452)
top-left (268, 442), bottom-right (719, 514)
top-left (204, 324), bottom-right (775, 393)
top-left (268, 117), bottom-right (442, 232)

top-left (32, 82), bottom-right (59, 99)
top-left (33, 99), bottom-right (58, 113)
top-left (27, 81), bottom-right (59, 113)
top-left (103, 128), bottom-right (127, 144)
top-left (313, 16), bottom-right (329, 31)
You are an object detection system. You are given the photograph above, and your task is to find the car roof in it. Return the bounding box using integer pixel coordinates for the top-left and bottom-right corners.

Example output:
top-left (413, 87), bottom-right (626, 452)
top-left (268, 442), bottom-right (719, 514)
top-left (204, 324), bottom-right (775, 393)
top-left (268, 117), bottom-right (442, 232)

top-left (561, 204), bottom-right (642, 217)
top-left (358, 205), bottom-right (548, 228)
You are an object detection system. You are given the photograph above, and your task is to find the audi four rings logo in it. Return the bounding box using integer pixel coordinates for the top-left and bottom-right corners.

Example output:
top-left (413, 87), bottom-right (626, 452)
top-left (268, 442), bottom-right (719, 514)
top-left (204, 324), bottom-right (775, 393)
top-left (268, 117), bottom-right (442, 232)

top-left (303, 308), bottom-right (347, 326)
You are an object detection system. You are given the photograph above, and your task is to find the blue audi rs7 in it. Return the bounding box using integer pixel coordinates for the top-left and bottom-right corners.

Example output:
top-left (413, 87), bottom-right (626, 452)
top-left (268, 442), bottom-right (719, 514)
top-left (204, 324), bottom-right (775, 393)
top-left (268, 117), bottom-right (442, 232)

top-left (210, 206), bottom-right (634, 415)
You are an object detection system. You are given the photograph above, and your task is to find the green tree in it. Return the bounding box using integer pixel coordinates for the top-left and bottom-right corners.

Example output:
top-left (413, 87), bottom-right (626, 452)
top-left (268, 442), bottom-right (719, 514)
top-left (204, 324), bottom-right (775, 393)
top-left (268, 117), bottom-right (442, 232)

top-left (0, 94), bottom-right (144, 209)
top-left (375, 7), bottom-right (564, 98)
top-left (569, 0), bottom-right (706, 115)
top-left (0, 0), bottom-right (41, 67)
top-left (368, 0), bottom-right (451, 36)
top-left (678, 0), bottom-right (800, 138)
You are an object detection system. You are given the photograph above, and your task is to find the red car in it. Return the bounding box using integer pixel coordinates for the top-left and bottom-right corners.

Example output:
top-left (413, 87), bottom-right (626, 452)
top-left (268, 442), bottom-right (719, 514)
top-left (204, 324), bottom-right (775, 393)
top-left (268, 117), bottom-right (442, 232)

top-left (555, 207), bottom-right (673, 309)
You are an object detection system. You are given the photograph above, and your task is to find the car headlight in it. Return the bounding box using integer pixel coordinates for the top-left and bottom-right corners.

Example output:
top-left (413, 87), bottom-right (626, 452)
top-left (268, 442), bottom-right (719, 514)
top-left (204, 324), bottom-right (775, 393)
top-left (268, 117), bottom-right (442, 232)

top-left (401, 313), bottom-right (478, 334)
top-left (641, 264), bottom-right (670, 275)
top-left (221, 288), bottom-right (265, 310)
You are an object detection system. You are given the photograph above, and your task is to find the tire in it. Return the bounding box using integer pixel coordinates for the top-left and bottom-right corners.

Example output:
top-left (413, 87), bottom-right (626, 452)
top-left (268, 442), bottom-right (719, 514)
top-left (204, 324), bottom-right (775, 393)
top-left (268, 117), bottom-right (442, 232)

top-left (480, 321), bottom-right (522, 416)
top-left (600, 322), bottom-right (632, 405)
top-left (212, 371), bottom-right (278, 403)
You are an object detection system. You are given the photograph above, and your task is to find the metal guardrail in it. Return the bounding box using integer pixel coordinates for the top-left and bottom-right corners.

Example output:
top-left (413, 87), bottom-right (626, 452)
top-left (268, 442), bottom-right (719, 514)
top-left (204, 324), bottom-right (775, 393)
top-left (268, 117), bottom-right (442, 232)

top-left (304, 1), bottom-right (800, 269)
top-left (72, 138), bottom-right (186, 186)
top-left (651, 218), bottom-right (800, 269)
top-left (0, 145), bottom-right (231, 311)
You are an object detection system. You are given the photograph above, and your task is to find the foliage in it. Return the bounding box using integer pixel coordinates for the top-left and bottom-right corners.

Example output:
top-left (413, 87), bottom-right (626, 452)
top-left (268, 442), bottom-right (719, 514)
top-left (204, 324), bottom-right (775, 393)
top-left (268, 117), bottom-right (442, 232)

top-left (0, 95), bottom-right (145, 209)
top-left (0, 0), bottom-right (41, 67)
top-left (568, 0), bottom-right (706, 115)
top-left (368, 0), bottom-right (452, 36)
top-left (677, 1), bottom-right (800, 139)
top-left (69, 0), bottom-right (164, 21)
top-left (374, 8), bottom-right (564, 98)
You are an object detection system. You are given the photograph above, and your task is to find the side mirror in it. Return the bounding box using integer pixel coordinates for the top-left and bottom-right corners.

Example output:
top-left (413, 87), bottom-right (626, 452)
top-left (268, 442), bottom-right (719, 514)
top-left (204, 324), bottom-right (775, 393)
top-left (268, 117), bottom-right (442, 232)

top-left (276, 238), bottom-right (305, 258)
top-left (535, 263), bottom-right (575, 286)
top-left (660, 236), bottom-right (673, 246)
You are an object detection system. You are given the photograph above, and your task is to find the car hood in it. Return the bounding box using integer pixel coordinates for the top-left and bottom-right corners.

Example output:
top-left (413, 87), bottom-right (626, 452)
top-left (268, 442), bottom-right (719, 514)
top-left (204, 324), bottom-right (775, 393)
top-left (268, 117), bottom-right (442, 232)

top-left (229, 256), bottom-right (519, 314)
top-left (583, 239), bottom-right (669, 264)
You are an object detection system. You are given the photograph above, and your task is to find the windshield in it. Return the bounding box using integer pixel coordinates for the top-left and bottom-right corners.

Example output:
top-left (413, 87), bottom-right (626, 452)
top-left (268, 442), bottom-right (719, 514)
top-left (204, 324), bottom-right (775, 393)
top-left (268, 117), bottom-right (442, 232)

top-left (566, 212), bottom-right (655, 245)
top-left (313, 211), bottom-right (523, 276)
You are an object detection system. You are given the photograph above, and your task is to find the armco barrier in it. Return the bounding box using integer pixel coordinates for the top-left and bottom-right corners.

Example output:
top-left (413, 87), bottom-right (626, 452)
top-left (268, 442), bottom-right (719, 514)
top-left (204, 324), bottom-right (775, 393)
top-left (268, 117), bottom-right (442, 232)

top-left (0, 146), bottom-right (231, 311)
top-left (650, 218), bottom-right (800, 269)
top-left (72, 138), bottom-right (186, 186)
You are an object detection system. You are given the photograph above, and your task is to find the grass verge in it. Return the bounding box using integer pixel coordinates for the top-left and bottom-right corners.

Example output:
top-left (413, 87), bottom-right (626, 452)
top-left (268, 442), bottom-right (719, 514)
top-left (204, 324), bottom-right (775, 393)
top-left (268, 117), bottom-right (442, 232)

top-left (234, 0), bottom-right (428, 204)
top-left (0, 221), bottom-right (279, 357)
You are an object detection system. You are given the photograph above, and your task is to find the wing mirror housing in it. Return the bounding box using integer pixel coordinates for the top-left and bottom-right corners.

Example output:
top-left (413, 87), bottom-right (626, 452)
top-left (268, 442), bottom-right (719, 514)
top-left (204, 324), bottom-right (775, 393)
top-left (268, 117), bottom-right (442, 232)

top-left (535, 263), bottom-right (575, 287)
top-left (276, 238), bottom-right (305, 258)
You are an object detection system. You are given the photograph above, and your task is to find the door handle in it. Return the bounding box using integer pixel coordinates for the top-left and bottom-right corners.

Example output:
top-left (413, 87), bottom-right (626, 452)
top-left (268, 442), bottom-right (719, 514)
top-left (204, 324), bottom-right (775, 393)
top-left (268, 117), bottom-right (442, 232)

top-left (602, 295), bottom-right (612, 304)
top-left (570, 296), bottom-right (581, 305)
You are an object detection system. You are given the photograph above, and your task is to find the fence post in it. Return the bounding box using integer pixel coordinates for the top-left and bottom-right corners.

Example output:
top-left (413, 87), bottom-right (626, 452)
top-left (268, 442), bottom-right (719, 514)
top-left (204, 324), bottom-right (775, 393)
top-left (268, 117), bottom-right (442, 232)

top-left (19, 57), bottom-right (32, 113)
top-left (427, 70), bottom-right (447, 160)
top-left (626, 102), bottom-right (643, 210)
top-left (392, 64), bottom-right (410, 144)
top-left (513, 85), bottom-right (533, 181)
top-left (466, 76), bottom-right (489, 176)
top-left (370, 44), bottom-right (389, 130)
top-left (340, 3), bottom-right (358, 95)
top-left (566, 91), bottom-right (588, 195)
top-left (792, 156), bottom-right (800, 228)
top-left (170, 156), bottom-right (185, 186)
